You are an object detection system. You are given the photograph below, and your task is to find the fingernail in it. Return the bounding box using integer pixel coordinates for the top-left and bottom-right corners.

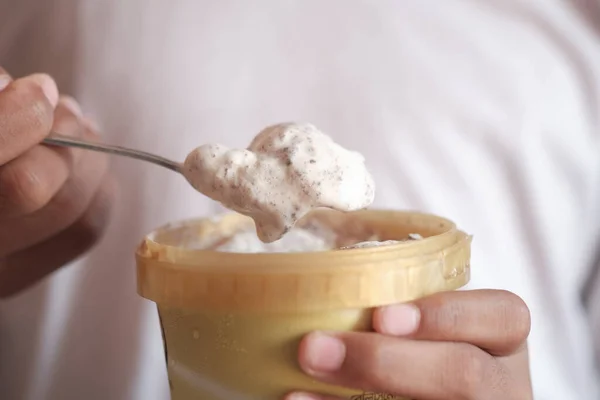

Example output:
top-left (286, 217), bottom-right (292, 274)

top-left (301, 332), bottom-right (346, 373)
top-left (27, 73), bottom-right (59, 107)
top-left (60, 96), bottom-right (83, 118)
top-left (378, 304), bottom-right (420, 336)
top-left (0, 75), bottom-right (11, 90)
top-left (286, 392), bottom-right (322, 400)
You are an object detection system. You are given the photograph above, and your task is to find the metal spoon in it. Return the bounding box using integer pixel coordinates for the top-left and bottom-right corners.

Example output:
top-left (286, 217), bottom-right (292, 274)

top-left (43, 133), bottom-right (183, 173)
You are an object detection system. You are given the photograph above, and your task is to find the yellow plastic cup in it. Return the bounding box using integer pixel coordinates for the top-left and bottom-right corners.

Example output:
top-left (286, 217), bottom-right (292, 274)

top-left (136, 209), bottom-right (472, 400)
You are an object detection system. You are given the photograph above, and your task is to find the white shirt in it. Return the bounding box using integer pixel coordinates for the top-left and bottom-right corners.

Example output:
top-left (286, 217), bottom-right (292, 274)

top-left (0, 1), bottom-right (599, 399)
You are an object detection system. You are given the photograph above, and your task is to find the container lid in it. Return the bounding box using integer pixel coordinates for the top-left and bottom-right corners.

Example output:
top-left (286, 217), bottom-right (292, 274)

top-left (136, 210), bottom-right (471, 312)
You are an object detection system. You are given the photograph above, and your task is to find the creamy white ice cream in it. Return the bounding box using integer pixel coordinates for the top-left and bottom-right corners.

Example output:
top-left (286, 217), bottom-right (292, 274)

top-left (183, 123), bottom-right (375, 242)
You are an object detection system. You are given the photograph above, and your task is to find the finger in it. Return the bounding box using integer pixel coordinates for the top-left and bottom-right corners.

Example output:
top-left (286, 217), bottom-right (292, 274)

top-left (0, 128), bottom-right (109, 257)
top-left (373, 290), bottom-right (531, 356)
top-left (0, 73), bottom-right (59, 164)
top-left (0, 175), bottom-right (116, 297)
top-left (0, 96), bottom-right (86, 217)
top-left (298, 331), bottom-right (529, 400)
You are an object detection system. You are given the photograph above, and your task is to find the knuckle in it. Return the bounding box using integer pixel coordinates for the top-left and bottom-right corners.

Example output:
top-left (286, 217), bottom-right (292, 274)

top-left (27, 93), bottom-right (54, 132)
top-left (434, 302), bottom-right (465, 337)
top-left (12, 84), bottom-right (54, 134)
top-left (445, 344), bottom-right (491, 397)
top-left (0, 85), bottom-right (53, 148)
top-left (427, 295), bottom-right (463, 337)
top-left (344, 336), bottom-right (395, 389)
top-left (487, 358), bottom-right (515, 398)
top-left (450, 348), bottom-right (526, 400)
top-left (0, 163), bottom-right (51, 214)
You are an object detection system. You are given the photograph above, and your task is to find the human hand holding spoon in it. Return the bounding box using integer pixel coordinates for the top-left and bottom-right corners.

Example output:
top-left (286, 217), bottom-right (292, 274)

top-left (43, 123), bottom-right (375, 243)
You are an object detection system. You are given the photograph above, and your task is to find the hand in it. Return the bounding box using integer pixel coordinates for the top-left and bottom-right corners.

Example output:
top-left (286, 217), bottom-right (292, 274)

top-left (288, 289), bottom-right (532, 400)
top-left (0, 67), bottom-right (115, 298)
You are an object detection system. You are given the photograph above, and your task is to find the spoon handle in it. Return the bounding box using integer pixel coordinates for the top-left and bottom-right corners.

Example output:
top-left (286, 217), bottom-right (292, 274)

top-left (43, 133), bottom-right (183, 173)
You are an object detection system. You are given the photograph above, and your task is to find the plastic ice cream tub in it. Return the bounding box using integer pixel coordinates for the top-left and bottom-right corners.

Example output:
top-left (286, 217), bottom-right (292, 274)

top-left (135, 209), bottom-right (472, 400)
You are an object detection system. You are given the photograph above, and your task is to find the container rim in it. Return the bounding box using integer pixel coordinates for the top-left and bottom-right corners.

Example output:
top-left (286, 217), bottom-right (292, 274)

top-left (135, 209), bottom-right (472, 310)
top-left (136, 209), bottom-right (465, 271)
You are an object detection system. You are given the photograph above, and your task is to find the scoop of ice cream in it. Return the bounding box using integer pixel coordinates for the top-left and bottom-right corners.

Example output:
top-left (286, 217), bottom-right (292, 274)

top-left (182, 122), bottom-right (375, 242)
